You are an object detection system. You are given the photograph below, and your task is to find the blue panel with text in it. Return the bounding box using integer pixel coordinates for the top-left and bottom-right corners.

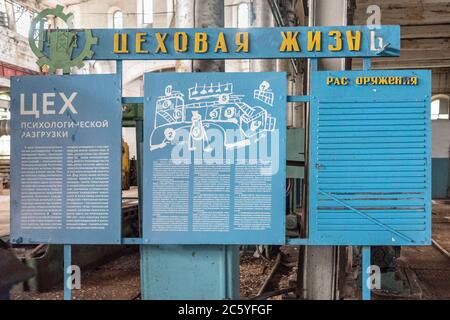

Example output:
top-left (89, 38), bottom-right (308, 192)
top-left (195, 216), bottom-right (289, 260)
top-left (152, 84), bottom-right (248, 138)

top-left (143, 72), bottom-right (286, 244)
top-left (10, 74), bottom-right (122, 244)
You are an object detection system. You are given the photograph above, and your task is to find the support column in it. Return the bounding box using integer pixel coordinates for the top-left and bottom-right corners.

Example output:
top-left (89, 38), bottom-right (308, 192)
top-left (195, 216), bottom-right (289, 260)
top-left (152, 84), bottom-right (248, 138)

top-left (302, 0), bottom-right (348, 300)
top-left (140, 0), bottom-right (239, 300)
top-left (250, 0), bottom-right (276, 72)
top-left (4, 1), bottom-right (15, 31)
top-left (174, 0), bottom-right (194, 72)
top-left (192, 0), bottom-right (224, 72)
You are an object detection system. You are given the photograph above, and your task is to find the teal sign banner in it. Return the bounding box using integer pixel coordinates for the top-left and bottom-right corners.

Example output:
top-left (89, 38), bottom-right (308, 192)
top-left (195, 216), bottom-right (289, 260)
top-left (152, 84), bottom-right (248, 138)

top-left (46, 26), bottom-right (400, 61)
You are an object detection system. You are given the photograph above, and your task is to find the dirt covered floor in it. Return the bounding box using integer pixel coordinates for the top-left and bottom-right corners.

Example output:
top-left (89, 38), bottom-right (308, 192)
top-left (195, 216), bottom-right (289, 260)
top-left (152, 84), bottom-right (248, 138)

top-left (372, 200), bottom-right (450, 300)
top-left (9, 202), bottom-right (448, 300)
top-left (397, 200), bottom-right (450, 300)
top-left (240, 253), bottom-right (276, 298)
top-left (11, 251), bottom-right (141, 300)
top-left (240, 246), bottom-right (298, 300)
top-left (11, 247), bottom-right (297, 300)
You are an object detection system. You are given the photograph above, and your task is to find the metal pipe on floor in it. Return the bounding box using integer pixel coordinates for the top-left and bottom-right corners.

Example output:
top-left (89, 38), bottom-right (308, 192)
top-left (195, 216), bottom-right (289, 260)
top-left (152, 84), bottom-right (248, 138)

top-left (257, 252), bottom-right (282, 296)
top-left (432, 239), bottom-right (450, 261)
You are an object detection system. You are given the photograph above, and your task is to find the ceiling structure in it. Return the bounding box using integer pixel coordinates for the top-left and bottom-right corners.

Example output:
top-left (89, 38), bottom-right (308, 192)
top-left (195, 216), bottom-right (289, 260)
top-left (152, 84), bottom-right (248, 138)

top-left (351, 0), bottom-right (450, 94)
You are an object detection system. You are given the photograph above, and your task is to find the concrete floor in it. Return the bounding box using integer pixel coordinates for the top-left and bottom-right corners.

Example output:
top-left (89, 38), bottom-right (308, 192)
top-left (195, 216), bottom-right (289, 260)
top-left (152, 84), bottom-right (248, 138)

top-left (398, 200), bottom-right (450, 299)
top-left (2, 187), bottom-right (450, 300)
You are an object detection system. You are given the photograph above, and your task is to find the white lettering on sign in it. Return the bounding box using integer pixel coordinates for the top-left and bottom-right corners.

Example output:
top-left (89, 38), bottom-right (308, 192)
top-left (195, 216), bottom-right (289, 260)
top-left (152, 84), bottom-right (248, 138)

top-left (370, 31), bottom-right (384, 51)
top-left (59, 92), bottom-right (78, 114)
top-left (42, 93), bottom-right (56, 115)
top-left (20, 92), bottom-right (78, 118)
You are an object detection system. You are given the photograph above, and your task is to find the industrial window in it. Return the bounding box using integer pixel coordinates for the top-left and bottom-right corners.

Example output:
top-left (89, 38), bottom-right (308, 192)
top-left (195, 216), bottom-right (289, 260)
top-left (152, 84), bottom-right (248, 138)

top-left (142, 0), bottom-right (153, 25)
top-left (431, 95), bottom-right (450, 120)
top-left (13, 3), bottom-right (35, 37)
top-left (113, 10), bottom-right (123, 29)
top-left (0, 0), bottom-right (7, 28)
top-left (237, 3), bottom-right (249, 28)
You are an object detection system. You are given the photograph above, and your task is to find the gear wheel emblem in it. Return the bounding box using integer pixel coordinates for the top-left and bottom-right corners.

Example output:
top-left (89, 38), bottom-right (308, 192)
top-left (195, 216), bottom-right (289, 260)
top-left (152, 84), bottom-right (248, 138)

top-left (28, 5), bottom-right (98, 74)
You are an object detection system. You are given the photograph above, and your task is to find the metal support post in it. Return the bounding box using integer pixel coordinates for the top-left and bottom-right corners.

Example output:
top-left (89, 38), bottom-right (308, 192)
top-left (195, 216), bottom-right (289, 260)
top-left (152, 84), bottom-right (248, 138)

top-left (362, 246), bottom-right (371, 300)
top-left (63, 245), bottom-right (72, 300)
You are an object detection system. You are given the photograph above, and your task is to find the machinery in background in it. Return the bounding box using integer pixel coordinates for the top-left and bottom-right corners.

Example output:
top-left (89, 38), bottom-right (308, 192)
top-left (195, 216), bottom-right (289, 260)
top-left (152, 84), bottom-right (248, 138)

top-left (0, 240), bottom-right (34, 300)
top-left (122, 139), bottom-right (130, 190)
top-left (0, 119), bottom-right (9, 189)
top-left (286, 178), bottom-right (303, 238)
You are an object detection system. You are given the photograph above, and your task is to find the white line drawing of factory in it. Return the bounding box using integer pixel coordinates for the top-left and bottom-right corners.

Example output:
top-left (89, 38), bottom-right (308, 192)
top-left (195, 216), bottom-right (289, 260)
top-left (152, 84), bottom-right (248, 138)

top-left (149, 81), bottom-right (277, 152)
top-left (254, 81), bottom-right (274, 106)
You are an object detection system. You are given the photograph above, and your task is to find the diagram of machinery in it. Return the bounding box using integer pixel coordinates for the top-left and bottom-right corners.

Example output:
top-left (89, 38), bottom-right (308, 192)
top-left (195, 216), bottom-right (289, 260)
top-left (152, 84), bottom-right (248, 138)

top-left (149, 81), bottom-right (277, 151)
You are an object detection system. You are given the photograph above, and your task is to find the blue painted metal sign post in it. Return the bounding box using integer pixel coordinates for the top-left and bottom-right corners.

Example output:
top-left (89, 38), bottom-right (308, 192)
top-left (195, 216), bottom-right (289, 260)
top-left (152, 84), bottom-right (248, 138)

top-left (143, 72), bottom-right (286, 244)
top-left (10, 74), bottom-right (122, 244)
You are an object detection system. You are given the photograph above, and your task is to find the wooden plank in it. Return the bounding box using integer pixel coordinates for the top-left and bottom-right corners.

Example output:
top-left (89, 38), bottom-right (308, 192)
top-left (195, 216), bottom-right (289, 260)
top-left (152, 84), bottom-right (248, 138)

top-left (401, 25), bottom-right (450, 39)
top-left (401, 39), bottom-right (450, 50)
top-left (354, 4), bottom-right (450, 26)
top-left (356, 0), bottom-right (450, 8)
top-left (352, 58), bottom-right (450, 69)
top-left (396, 50), bottom-right (450, 61)
top-left (352, 48), bottom-right (450, 67)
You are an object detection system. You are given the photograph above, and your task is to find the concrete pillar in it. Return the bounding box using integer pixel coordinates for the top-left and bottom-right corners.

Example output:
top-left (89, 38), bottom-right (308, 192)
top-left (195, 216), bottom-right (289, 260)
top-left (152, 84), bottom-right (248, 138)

top-left (175, 0), bottom-right (194, 72)
top-left (193, 0), bottom-right (224, 72)
top-left (274, 0), bottom-right (304, 128)
top-left (175, 0), bottom-right (225, 72)
top-left (250, 0), bottom-right (276, 72)
top-left (302, 0), bottom-right (348, 300)
top-left (0, 120), bottom-right (10, 137)
top-left (4, 2), bottom-right (15, 31)
top-left (310, 0), bottom-right (347, 71)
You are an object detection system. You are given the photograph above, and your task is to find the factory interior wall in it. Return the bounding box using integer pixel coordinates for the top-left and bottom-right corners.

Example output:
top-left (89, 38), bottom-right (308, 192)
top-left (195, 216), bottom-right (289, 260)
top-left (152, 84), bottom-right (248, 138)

top-left (432, 158), bottom-right (450, 199)
top-left (432, 120), bottom-right (450, 198)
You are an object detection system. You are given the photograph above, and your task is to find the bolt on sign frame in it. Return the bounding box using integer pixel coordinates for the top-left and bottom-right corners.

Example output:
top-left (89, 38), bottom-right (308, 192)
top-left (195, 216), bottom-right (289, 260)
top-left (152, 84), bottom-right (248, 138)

top-left (11, 19), bottom-right (432, 300)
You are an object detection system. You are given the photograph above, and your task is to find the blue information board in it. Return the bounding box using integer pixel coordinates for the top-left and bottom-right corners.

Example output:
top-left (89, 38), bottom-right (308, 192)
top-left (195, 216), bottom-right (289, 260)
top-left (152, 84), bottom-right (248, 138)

top-left (143, 72), bottom-right (286, 244)
top-left (10, 74), bottom-right (122, 244)
top-left (309, 70), bottom-right (431, 246)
